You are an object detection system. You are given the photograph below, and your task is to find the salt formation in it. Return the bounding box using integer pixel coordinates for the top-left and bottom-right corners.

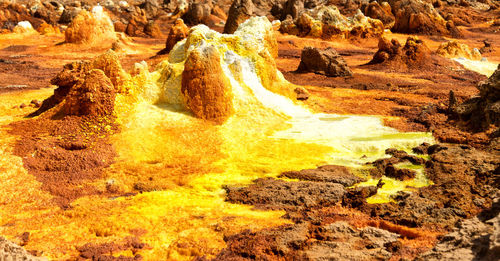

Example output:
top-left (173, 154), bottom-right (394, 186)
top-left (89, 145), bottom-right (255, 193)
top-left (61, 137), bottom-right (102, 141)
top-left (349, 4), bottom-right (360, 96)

top-left (159, 18), bottom-right (189, 54)
top-left (279, 5), bottom-right (384, 39)
top-left (12, 21), bottom-right (35, 33)
top-left (224, 0), bottom-right (254, 34)
top-left (436, 41), bottom-right (482, 60)
top-left (64, 6), bottom-right (117, 44)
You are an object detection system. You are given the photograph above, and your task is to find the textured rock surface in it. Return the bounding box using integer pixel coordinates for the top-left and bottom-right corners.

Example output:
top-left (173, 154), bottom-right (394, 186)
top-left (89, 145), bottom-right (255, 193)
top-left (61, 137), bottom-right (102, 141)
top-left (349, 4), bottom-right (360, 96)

top-left (0, 237), bottom-right (46, 260)
top-left (388, 0), bottom-right (462, 37)
top-left (65, 7), bottom-right (116, 44)
top-left (279, 165), bottom-right (364, 186)
top-left (362, 1), bottom-right (395, 29)
top-left (453, 65), bottom-right (500, 131)
top-left (296, 47), bottom-right (353, 77)
top-left (161, 18), bottom-right (189, 54)
top-left (181, 45), bottom-right (234, 124)
top-left (224, 177), bottom-right (346, 210)
top-left (279, 5), bottom-right (384, 39)
top-left (223, 0), bottom-right (254, 34)
top-left (417, 194), bottom-right (500, 261)
top-left (436, 40), bottom-right (482, 60)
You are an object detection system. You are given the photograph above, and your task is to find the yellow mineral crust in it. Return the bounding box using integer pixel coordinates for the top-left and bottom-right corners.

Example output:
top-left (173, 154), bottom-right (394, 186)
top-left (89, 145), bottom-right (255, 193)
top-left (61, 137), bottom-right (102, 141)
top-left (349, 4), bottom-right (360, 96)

top-left (0, 16), bottom-right (435, 260)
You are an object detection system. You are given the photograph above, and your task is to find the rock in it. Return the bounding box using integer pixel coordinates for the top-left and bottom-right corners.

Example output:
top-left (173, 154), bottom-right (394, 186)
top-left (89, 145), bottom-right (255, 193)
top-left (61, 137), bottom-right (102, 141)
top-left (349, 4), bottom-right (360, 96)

top-left (13, 21), bottom-right (36, 34)
top-left (280, 6), bottom-right (384, 39)
top-left (454, 65), bottom-right (500, 130)
top-left (294, 87), bottom-right (309, 100)
top-left (436, 40), bottom-right (482, 60)
top-left (181, 45), bottom-right (234, 124)
top-left (479, 40), bottom-right (493, 54)
top-left (125, 7), bottom-right (148, 37)
top-left (59, 7), bottom-right (81, 24)
top-left (416, 195), bottom-right (500, 261)
top-left (159, 18), bottom-right (189, 54)
top-left (33, 51), bottom-right (127, 116)
top-left (181, 0), bottom-right (212, 25)
top-left (64, 7), bottom-right (116, 44)
top-left (62, 69), bottom-right (116, 117)
top-left (0, 236), bottom-right (46, 260)
top-left (144, 20), bottom-right (162, 38)
top-left (139, 0), bottom-right (159, 19)
top-left (362, 1), bottom-right (395, 29)
top-left (223, 0), bottom-right (254, 34)
top-left (279, 165), bottom-right (365, 186)
top-left (114, 20), bottom-right (127, 33)
top-left (296, 47), bottom-right (352, 77)
top-left (281, 0), bottom-right (304, 20)
top-left (388, 0), bottom-right (462, 37)
top-left (368, 36), bottom-right (434, 71)
top-left (224, 177), bottom-right (346, 210)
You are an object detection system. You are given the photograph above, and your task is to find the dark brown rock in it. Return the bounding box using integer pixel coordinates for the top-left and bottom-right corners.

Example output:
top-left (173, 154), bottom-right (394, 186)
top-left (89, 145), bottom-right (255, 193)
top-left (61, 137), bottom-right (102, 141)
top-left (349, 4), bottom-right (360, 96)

top-left (223, 0), bottom-right (254, 34)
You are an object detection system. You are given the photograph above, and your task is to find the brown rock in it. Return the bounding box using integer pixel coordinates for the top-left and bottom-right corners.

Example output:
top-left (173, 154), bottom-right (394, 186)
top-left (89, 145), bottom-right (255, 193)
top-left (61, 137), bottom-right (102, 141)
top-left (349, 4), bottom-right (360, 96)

top-left (223, 0), bottom-right (254, 34)
top-left (388, 0), bottom-right (462, 37)
top-left (182, 0), bottom-right (212, 25)
top-left (62, 69), bottom-right (116, 117)
top-left (181, 45), bottom-right (234, 124)
top-left (297, 47), bottom-right (352, 77)
top-left (363, 1), bottom-right (395, 29)
top-left (65, 9), bottom-right (116, 44)
top-left (144, 20), bottom-right (162, 38)
top-left (160, 18), bottom-right (189, 55)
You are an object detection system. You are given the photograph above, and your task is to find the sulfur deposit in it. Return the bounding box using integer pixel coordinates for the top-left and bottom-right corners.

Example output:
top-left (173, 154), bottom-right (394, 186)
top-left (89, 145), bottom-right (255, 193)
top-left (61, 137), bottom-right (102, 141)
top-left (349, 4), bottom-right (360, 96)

top-left (279, 5), bottom-right (384, 39)
top-left (64, 6), bottom-right (117, 44)
top-left (436, 40), bottom-right (482, 61)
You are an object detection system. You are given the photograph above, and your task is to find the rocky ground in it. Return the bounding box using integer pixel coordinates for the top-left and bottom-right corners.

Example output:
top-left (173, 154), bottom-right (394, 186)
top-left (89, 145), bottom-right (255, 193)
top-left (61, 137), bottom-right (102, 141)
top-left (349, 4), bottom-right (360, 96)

top-left (0, 0), bottom-right (499, 260)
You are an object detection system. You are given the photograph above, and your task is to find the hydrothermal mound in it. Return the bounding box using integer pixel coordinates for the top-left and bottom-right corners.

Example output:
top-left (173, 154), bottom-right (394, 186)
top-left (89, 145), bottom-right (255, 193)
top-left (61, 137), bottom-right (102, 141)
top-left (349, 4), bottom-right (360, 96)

top-left (1, 17), bottom-right (439, 260)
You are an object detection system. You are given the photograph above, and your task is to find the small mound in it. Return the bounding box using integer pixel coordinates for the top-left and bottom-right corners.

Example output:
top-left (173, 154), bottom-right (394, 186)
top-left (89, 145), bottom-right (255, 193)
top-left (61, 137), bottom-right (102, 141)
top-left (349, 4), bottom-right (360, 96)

top-left (159, 18), bottom-right (189, 55)
top-left (296, 47), bottom-right (352, 77)
top-left (279, 5), bottom-right (384, 39)
top-left (64, 7), bottom-right (116, 44)
top-left (368, 36), bottom-right (432, 70)
top-left (181, 45), bottom-right (234, 124)
top-left (12, 21), bottom-right (36, 34)
top-left (33, 50), bottom-right (127, 117)
top-left (0, 237), bottom-right (45, 261)
top-left (436, 40), bottom-right (482, 61)
top-left (62, 69), bottom-right (116, 117)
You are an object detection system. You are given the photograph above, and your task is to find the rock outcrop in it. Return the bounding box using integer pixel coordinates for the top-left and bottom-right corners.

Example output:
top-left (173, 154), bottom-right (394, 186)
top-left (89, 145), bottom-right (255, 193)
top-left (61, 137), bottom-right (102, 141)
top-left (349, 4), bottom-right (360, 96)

top-left (65, 7), bottom-right (116, 44)
top-left (181, 45), bottom-right (234, 124)
top-left (1, 237), bottom-right (46, 261)
top-left (279, 5), bottom-right (384, 39)
top-left (33, 51), bottom-right (127, 117)
top-left (362, 1), bottom-right (395, 29)
top-left (368, 36), bottom-right (432, 70)
top-left (224, 0), bottom-right (254, 34)
top-left (417, 194), bottom-right (500, 261)
top-left (452, 65), bottom-right (500, 130)
top-left (436, 41), bottom-right (482, 60)
top-left (388, 0), bottom-right (462, 37)
top-left (160, 18), bottom-right (189, 54)
top-left (296, 47), bottom-right (353, 77)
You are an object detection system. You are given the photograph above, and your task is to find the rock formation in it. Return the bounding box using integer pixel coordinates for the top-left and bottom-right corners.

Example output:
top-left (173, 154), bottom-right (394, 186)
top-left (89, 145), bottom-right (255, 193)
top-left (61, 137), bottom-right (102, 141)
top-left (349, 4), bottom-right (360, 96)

top-left (436, 41), bottom-right (482, 60)
top-left (452, 65), bottom-right (500, 130)
top-left (362, 1), bottom-right (395, 29)
top-left (279, 5), bottom-right (384, 39)
top-left (1, 237), bottom-right (46, 261)
top-left (224, 0), bottom-right (254, 34)
top-left (417, 194), bottom-right (500, 261)
top-left (160, 18), bottom-right (189, 54)
top-left (181, 45), bottom-right (234, 124)
top-left (65, 7), bottom-right (116, 44)
top-left (181, 0), bottom-right (213, 25)
top-left (387, 0), bottom-right (462, 37)
top-left (33, 51), bottom-right (127, 117)
top-left (296, 47), bottom-right (353, 77)
top-left (62, 69), bottom-right (116, 117)
top-left (368, 36), bottom-right (432, 70)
